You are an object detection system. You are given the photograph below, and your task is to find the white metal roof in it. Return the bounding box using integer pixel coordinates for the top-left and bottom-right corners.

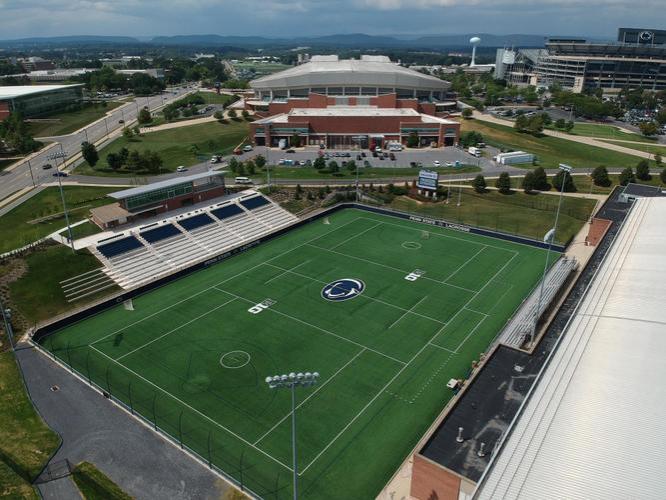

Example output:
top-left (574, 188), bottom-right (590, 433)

top-left (476, 197), bottom-right (666, 500)
top-left (108, 171), bottom-right (225, 200)
top-left (250, 56), bottom-right (449, 91)
top-left (252, 107), bottom-right (458, 125)
top-left (0, 84), bottom-right (83, 99)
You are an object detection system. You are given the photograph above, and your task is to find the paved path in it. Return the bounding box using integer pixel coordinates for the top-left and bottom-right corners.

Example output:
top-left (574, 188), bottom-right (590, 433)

top-left (17, 344), bottom-right (229, 500)
top-left (472, 111), bottom-right (654, 160)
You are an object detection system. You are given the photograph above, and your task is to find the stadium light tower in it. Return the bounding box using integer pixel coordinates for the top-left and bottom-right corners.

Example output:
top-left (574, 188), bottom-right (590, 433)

top-left (266, 371), bottom-right (319, 500)
top-left (530, 163), bottom-right (572, 346)
top-left (470, 37), bottom-right (481, 67)
top-left (46, 145), bottom-right (75, 253)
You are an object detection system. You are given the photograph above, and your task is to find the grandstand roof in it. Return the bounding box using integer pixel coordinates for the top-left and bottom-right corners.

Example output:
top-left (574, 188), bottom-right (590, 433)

top-left (0, 84), bottom-right (83, 100)
top-left (250, 55), bottom-right (449, 91)
top-left (476, 197), bottom-right (666, 500)
top-left (108, 171), bottom-right (225, 200)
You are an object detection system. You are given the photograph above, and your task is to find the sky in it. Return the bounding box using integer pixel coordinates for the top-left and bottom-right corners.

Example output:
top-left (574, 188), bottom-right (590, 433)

top-left (0, 0), bottom-right (663, 40)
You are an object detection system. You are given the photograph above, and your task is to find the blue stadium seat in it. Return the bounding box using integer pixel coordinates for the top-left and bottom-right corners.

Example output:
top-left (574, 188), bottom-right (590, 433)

top-left (97, 236), bottom-right (144, 258)
top-left (211, 204), bottom-right (244, 220)
top-left (240, 196), bottom-right (270, 210)
top-left (178, 213), bottom-right (215, 231)
top-left (140, 224), bottom-right (182, 243)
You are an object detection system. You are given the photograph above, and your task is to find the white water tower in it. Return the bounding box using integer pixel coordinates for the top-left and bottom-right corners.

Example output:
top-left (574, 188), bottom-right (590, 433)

top-left (470, 36), bottom-right (481, 67)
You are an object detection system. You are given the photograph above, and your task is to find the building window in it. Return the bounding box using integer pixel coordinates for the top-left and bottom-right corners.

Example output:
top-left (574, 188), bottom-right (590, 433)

top-left (361, 87), bottom-right (377, 95)
top-left (396, 88), bottom-right (415, 99)
top-left (378, 88), bottom-right (393, 95)
top-left (310, 87), bottom-right (326, 94)
top-left (335, 97), bottom-right (349, 105)
top-left (289, 88), bottom-right (308, 98)
top-left (327, 87), bottom-right (343, 96)
top-left (344, 87), bottom-right (360, 95)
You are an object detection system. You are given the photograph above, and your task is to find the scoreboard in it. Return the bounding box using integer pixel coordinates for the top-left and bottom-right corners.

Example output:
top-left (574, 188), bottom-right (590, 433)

top-left (417, 169), bottom-right (439, 191)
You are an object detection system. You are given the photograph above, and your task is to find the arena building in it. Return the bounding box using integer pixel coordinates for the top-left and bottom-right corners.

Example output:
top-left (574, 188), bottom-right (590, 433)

top-left (0, 84), bottom-right (84, 120)
top-left (246, 55), bottom-right (460, 149)
top-left (495, 27), bottom-right (666, 93)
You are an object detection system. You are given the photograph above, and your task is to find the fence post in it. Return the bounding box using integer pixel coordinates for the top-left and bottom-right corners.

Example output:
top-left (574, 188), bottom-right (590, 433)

top-left (152, 392), bottom-right (157, 430)
top-left (178, 410), bottom-right (183, 449)
top-left (207, 430), bottom-right (212, 468)
top-left (128, 381), bottom-right (134, 415)
top-left (105, 363), bottom-right (111, 395)
top-left (85, 349), bottom-right (91, 384)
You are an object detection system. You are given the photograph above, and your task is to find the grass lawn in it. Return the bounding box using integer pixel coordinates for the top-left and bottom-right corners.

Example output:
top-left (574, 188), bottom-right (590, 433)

top-left (61, 221), bottom-right (104, 241)
top-left (461, 119), bottom-right (655, 169)
top-left (600, 139), bottom-right (666, 156)
top-left (75, 120), bottom-right (250, 176)
top-left (0, 349), bottom-right (60, 489)
top-left (0, 186), bottom-right (116, 254)
top-left (195, 92), bottom-right (237, 105)
top-left (0, 159), bottom-right (17, 171)
top-left (71, 462), bottom-right (131, 500)
top-left (26, 102), bottom-right (122, 137)
top-left (388, 190), bottom-right (595, 245)
top-left (40, 208), bottom-right (551, 500)
top-left (258, 165), bottom-right (481, 181)
top-left (560, 122), bottom-right (655, 143)
top-left (9, 244), bottom-right (118, 326)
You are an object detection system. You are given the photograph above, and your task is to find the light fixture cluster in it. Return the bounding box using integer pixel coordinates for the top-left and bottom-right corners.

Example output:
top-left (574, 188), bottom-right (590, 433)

top-left (265, 372), bottom-right (319, 389)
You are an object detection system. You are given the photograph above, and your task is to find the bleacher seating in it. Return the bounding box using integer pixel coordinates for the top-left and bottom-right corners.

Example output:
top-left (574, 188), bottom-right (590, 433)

top-left (92, 193), bottom-right (299, 290)
top-left (97, 236), bottom-right (144, 258)
top-left (211, 204), bottom-right (244, 220)
top-left (140, 223), bottom-right (182, 243)
top-left (240, 196), bottom-right (270, 210)
top-left (178, 213), bottom-right (215, 231)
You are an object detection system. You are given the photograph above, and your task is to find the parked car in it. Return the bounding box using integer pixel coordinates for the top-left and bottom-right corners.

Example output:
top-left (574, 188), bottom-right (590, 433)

top-left (177, 166), bottom-right (187, 172)
top-left (299, 160), bottom-right (306, 166)
top-left (118, 119), bottom-right (125, 124)
top-left (356, 154), bottom-right (362, 160)
top-left (278, 158), bottom-right (286, 165)
top-left (361, 152), bottom-right (367, 157)
top-left (433, 160), bottom-right (441, 167)
top-left (243, 145), bottom-right (253, 152)
top-left (445, 161), bottom-right (453, 167)
top-left (363, 160), bottom-right (371, 167)
top-left (235, 176), bottom-right (252, 185)
top-left (409, 161), bottom-right (417, 167)
top-left (52, 171), bottom-right (68, 177)
top-left (389, 153), bottom-right (395, 160)
top-left (42, 163), bottom-right (53, 170)
top-left (286, 149), bottom-right (295, 153)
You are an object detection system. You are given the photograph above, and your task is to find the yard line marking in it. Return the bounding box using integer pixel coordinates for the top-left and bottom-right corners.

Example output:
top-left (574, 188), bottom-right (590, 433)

top-left (264, 259), bottom-right (310, 285)
top-left (454, 315), bottom-right (488, 353)
top-left (91, 217), bottom-right (364, 346)
top-left (442, 246), bottom-right (487, 283)
top-left (115, 297), bottom-right (237, 361)
top-left (464, 307), bottom-right (489, 317)
top-left (300, 251), bottom-right (519, 474)
top-left (427, 343), bottom-right (458, 354)
top-left (213, 286), bottom-right (407, 366)
top-left (361, 217), bottom-right (519, 256)
top-left (89, 345), bottom-right (294, 472)
top-left (263, 263), bottom-right (446, 326)
top-left (330, 221), bottom-right (382, 250)
top-left (254, 348), bottom-right (367, 446)
top-left (388, 296), bottom-right (428, 329)
top-left (305, 243), bottom-right (477, 294)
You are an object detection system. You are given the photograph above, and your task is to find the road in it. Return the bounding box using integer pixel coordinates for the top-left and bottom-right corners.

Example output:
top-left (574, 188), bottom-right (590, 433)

top-left (0, 86), bottom-right (195, 203)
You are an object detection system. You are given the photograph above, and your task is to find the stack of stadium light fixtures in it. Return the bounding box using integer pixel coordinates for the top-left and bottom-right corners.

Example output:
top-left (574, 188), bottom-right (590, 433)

top-left (266, 372), bottom-right (319, 388)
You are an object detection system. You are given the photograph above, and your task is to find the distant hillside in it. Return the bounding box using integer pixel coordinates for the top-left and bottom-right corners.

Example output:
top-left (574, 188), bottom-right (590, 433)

top-left (0, 35), bottom-right (141, 46)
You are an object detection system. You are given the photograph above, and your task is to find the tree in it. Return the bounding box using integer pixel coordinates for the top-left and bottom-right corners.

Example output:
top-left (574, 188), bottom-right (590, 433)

top-left (407, 131), bottom-right (419, 148)
top-left (461, 108), bottom-right (473, 119)
top-left (660, 166), bottom-right (666, 184)
top-left (554, 118), bottom-right (566, 129)
top-left (460, 131), bottom-right (483, 148)
top-left (514, 114), bottom-right (528, 132)
top-left (526, 115), bottom-right (544, 136)
top-left (313, 156), bottom-right (326, 170)
top-left (591, 165), bottom-right (611, 187)
top-left (81, 141), bottom-right (99, 166)
top-left (328, 161), bottom-right (339, 173)
top-left (655, 152), bottom-right (663, 167)
top-left (639, 121), bottom-right (658, 137)
top-left (122, 127), bottom-right (134, 140)
top-left (618, 167), bottom-right (635, 186)
top-left (246, 160), bottom-right (256, 175)
top-left (347, 160), bottom-right (357, 172)
top-left (213, 110), bottom-right (224, 121)
top-left (564, 120), bottom-right (575, 133)
top-left (227, 108), bottom-right (237, 119)
top-left (138, 107), bottom-right (152, 124)
top-left (144, 150), bottom-right (163, 174)
top-left (552, 169), bottom-right (576, 192)
top-left (522, 171), bottom-right (536, 193)
top-left (533, 167), bottom-right (550, 191)
top-left (126, 150), bottom-right (142, 171)
top-left (636, 159), bottom-right (651, 180)
top-left (254, 155), bottom-right (266, 169)
top-left (118, 147), bottom-right (129, 165)
top-left (236, 162), bottom-right (246, 176)
top-left (472, 174), bottom-right (486, 193)
top-left (241, 109), bottom-right (250, 120)
top-left (495, 172), bottom-right (512, 194)
top-left (228, 157), bottom-right (239, 173)
top-left (291, 134), bottom-right (302, 148)
top-left (106, 152), bottom-right (122, 170)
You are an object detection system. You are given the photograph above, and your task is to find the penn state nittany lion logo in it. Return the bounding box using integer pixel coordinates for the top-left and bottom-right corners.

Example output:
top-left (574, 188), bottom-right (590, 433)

top-left (321, 279), bottom-right (365, 301)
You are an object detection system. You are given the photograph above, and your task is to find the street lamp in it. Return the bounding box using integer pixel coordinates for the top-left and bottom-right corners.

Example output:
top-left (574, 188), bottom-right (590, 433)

top-left (47, 146), bottom-right (75, 253)
top-left (530, 163), bottom-right (572, 346)
top-left (265, 371), bottom-right (319, 500)
top-left (0, 296), bottom-right (14, 351)
top-left (355, 162), bottom-right (365, 202)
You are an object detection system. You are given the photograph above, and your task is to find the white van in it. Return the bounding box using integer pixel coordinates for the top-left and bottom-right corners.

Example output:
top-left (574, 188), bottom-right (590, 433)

top-left (388, 143), bottom-right (403, 152)
top-left (234, 176), bottom-right (253, 185)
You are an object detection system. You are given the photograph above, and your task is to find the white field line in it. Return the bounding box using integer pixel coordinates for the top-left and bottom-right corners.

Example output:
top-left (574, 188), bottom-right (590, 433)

top-left (442, 246), bottom-right (487, 283)
top-left (264, 259), bottom-right (310, 285)
top-left (213, 286), bottom-right (406, 367)
top-left (263, 262), bottom-right (446, 326)
top-left (362, 217), bottom-right (519, 256)
top-left (89, 345), bottom-right (294, 472)
top-left (388, 296), bottom-right (428, 329)
top-left (330, 221), bottom-right (382, 250)
top-left (299, 250), bottom-right (520, 474)
top-left (90, 217), bottom-right (364, 346)
top-left (453, 315), bottom-right (488, 353)
top-left (116, 297), bottom-right (237, 361)
top-left (253, 348), bottom-right (367, 446)
top-left (305, 243), bottom-right (477, 294)
top-left (464, 307), bottom-right (490, 317)
top-left (426, 343), bottom-right (458, 354)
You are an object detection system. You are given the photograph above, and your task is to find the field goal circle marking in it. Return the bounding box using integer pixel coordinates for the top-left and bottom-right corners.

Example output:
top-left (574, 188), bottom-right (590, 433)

top-left (402, 241), bottom-right (422, 250)
top-left (220, 350), bottom-right (251, 369)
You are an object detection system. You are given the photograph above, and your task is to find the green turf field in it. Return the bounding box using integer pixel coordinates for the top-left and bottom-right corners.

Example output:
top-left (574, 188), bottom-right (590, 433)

top-left (40, 209), bottom-right (551, 499)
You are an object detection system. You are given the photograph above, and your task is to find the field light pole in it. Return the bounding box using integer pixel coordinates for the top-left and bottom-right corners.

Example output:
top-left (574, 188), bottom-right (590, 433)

top-left (266, 371), bottom-right (319, 500)
top-left (47, 146), bottom-right (75, 253)
top-left (530, 163), bottom-right (572, 346)
top-left (0, 297), bottom-right (14, 351)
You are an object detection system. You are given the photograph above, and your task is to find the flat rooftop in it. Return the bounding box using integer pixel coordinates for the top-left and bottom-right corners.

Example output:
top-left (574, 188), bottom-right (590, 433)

top-left (254, 106), bottom-right (458, 124)
top-left (108, 171), bottom-right (225, 200)
top-left (0, 84), bottom-right (84, 99)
